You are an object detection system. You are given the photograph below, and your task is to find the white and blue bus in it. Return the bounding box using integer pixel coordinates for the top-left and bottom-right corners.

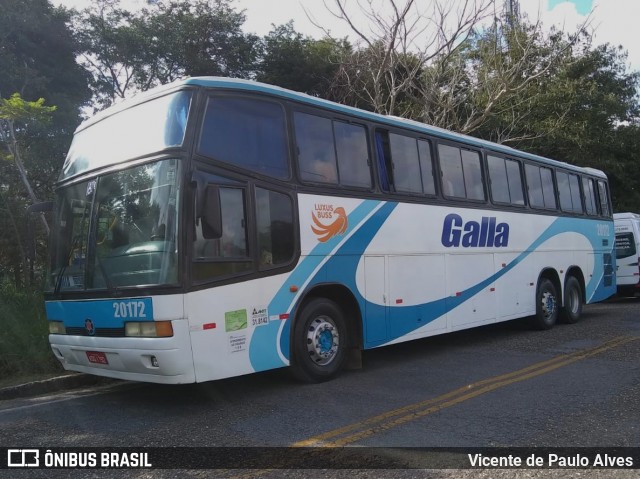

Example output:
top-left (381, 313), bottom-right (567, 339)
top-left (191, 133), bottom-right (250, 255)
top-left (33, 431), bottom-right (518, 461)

top-left (45, 77), bottom-right (616, 384)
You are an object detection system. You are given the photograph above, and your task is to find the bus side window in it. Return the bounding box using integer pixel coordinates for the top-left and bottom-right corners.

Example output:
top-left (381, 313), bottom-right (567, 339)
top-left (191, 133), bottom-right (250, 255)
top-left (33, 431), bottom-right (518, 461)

top-left (487, 155), bottom-right (524, 205)
top-left (256, 187), bottom-right (295, 269)
top-left (438, 144), bottom-right (484, 200)
top-left (294, 112), bottom-right (338, 184)
top-left (526, 164), bottom-right (556, 209)
top-left (192, 174), bottom-right (253, 282)
top-left (557, 171), bottom-right (583, 214)
top-left (375, 131), bottom-right (393, 192)
top-left (198, 96), bottom-right (289, 179)
top-left (334, 121), bottom-right (371, 188)
top-left (583, 177), bottom-right (598, 215)
top-left (597, 180), bottom-right (611, 217)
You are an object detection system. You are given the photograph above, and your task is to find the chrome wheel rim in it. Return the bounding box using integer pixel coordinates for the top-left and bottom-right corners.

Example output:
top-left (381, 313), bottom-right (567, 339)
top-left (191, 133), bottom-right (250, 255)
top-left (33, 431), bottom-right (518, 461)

top-left (541, 290), bottom-right (556, 321)
top-left (306, 315), bottom-right (339, 366)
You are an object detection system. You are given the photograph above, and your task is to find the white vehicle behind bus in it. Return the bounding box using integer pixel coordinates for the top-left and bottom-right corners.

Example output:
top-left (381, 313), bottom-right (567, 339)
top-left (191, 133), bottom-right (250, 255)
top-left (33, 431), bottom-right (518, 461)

top-left (614, 212), bottom-right (640, 295)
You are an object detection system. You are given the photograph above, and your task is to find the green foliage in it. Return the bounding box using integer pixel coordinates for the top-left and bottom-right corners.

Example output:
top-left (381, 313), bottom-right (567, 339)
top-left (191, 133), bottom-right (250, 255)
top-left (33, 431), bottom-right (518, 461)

top-left (0, 94), bottom-right (57, 124)
top-left (0, 0), bottom-right (88, 288)
top-left (0, 282), bottom-right (62, 381)
top-left (74, 0), bottom-right (261, 108)
top-left (257, 22), bottom-right (350, 98)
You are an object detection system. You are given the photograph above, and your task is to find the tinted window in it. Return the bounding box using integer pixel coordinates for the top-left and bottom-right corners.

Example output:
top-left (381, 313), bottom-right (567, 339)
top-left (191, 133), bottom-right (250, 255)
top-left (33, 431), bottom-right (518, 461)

top-left (540, 167), bottom-right (556, 209)
top-left (334, 122), bottom-right (371, 188)
top-left (526, 164), bottom-right (556, 209)
top-left (506, 159), bottom-right (525, 205)
top-left (597, 180), bottom-right (611, 217)
top-left (418, 140), bottom-right (436, 195)
top-left (193, 175), bottom-right (252, 282)
top-left (569, 174), bottom-right (583, 213)
top-left (376, 132), bottom-right (435, 195)
top-left (256, 188), bottom-right (294, 269)
top-left (488, 155), bottom-right (524, 205)
top-left (390, 133), bottom-right (422, 193)
top-left (557, 172), bottom-right (583, 213)
top-left (199, 97), bottom-right (288, 179)
top-left (295, 113), bottom-right (337, 183)
top-left (615, 232), bottom-right (636, 259)
top-left (583, 177), bottom-right (597, 215)
top-left (295, 112), bottom-right (371, 187)
top-left (439, 144), bottom-right (484, 200)
top-left (461, 150), bottom-right (485, 200)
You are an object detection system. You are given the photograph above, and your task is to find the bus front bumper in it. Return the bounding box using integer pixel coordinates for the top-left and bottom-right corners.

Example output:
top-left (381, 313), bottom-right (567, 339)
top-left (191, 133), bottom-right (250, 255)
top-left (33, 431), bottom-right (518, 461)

top-left (48, 320), bottom-right (196, 384)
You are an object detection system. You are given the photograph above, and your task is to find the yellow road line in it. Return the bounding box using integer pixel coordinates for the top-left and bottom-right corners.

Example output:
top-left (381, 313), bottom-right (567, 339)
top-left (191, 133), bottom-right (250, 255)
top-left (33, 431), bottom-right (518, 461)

top-left (293, 335), bottom-right (637, 447)
top-left (229, 335), bottom-right (637, 479)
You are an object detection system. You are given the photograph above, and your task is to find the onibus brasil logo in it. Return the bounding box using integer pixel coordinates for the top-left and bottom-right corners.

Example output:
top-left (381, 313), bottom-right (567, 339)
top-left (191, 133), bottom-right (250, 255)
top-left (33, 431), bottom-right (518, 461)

top-left (311, 204), bottom-right (348, 242)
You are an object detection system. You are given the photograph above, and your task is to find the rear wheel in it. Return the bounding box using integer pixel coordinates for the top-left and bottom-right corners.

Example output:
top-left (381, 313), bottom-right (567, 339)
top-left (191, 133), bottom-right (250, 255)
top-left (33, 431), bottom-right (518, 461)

top-left (291, 298), bottom-right (348, 383)
top-left (561, 276), bottom-right (583, 324)
top-left (532, 278), bottom-right (558, 330)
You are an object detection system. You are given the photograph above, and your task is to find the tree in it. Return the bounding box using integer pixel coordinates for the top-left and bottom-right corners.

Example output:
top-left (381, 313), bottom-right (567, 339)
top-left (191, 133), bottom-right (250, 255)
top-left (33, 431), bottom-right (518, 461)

top-left (256, 22), bottom-right (350, 98)
top-left (0, 94), bottom-right (56, 234)
top-left (0, 0), bottom-right (90, 286)
top-left (71, 0), bottom-right (139, 109)
top-left (73, 0), bottom-right (261, 109)
top-left (318, 0), bottom-right (494, 115)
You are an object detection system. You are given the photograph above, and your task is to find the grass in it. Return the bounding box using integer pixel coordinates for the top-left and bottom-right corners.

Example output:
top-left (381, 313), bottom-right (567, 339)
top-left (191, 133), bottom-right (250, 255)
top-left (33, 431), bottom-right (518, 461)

top-left (0, 282), bottom-right (63, 386)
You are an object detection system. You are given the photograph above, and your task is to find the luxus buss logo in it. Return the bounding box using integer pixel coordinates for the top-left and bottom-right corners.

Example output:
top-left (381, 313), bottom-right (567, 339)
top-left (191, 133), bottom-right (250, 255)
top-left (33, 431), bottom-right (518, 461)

top-left (311, 204), bottom-right (348, 242)
top-left (7, 449), bottom-right (39, 467)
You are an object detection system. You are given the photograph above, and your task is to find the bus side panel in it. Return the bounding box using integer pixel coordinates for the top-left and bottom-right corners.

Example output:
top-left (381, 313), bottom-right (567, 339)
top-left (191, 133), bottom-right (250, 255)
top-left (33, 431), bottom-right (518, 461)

top-left (185, 274), bottom-right (292, 382)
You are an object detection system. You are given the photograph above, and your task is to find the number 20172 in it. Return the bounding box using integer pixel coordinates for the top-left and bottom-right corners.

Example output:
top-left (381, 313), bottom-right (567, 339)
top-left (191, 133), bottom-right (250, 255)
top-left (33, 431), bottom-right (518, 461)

top-left (113, 301), bottom-right (147, 318)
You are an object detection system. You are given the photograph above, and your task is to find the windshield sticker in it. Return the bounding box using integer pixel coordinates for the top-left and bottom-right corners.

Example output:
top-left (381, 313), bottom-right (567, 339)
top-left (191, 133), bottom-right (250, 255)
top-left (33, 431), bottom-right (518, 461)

top-left (225, 309), bottom-right (247, 332)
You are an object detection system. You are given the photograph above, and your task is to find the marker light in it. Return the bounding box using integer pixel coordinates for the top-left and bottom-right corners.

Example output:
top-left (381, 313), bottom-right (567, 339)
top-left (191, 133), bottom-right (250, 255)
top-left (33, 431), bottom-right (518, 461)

top-left (49, 321), bottom-right (66, 335)
top-left (125, 321), bottom-right (173, 337)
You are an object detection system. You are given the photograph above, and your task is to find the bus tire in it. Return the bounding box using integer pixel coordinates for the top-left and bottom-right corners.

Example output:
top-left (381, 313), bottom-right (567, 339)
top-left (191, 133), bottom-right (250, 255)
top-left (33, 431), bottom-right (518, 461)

top-left (291, 298), bottom-right (348, 383)
top-left (561, 276), bottom-right (583, 324)
top-left (532, 278), bottom-right (558, 330)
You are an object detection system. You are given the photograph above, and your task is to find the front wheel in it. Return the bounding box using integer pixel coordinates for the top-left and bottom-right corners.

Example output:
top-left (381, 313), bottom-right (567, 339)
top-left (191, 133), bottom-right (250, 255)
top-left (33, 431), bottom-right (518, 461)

top-left (532, 278), bottom-right (558, 330)
top-left (291, 298), bottom-right (348, 383)
top-left (561, 276), bottom-right (583, 324)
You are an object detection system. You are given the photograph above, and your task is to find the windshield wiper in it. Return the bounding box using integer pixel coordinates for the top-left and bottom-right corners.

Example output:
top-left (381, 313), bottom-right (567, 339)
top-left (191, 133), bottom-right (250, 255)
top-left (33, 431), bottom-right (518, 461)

top-left (54, 234), bottom-right (82, 295)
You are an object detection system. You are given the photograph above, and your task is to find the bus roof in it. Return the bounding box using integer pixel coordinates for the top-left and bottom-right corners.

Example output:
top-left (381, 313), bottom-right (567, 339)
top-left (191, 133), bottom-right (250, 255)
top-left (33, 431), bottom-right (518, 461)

top-left (81, 76), bottom-right (608, 179)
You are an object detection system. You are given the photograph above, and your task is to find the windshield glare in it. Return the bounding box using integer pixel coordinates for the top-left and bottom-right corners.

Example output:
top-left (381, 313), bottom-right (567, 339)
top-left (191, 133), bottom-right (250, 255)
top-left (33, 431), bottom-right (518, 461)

top-left (49, 159), bottom-right (181, 292)
top-left (61, 91), bottom-right (191, 181)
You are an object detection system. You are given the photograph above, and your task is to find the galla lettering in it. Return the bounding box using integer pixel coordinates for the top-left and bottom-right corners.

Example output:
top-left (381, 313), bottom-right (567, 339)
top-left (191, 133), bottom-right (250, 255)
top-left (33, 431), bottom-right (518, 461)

top-left (441, 213), bottom-right (509, 247)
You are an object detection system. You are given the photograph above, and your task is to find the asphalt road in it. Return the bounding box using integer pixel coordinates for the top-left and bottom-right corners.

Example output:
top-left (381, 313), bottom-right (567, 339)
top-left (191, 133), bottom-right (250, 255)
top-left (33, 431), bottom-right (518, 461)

top-left (1, 297), bottom-right (639, 478)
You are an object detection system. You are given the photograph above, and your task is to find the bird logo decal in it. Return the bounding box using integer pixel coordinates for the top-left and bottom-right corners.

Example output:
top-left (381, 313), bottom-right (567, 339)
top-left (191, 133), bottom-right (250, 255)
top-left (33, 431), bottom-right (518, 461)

top-left (311, 205), bottom-right (348, 242)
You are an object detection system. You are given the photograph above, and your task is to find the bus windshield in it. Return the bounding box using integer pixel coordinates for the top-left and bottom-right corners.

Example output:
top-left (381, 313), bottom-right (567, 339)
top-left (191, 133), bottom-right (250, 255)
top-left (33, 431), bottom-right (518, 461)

top-left (48, 159), bottom-right (181, 292)
top-left (61, 91), bottom-right (191, 181)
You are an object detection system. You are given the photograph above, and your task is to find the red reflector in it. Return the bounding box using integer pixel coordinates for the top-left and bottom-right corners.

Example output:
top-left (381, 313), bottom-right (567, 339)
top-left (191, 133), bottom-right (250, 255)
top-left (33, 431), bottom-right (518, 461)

top-left (456, 292), bottom-right (462, 297)
top-left (203, 323), bottom-right (216, 330)
top-left (279, 314), bottom-right (289, 320)
top-left (86, 351), bottom-right (108, 365)
top-left (395, 299), bottom-right (403, 304)
top-left (490, 288), bottom-right (496, 292)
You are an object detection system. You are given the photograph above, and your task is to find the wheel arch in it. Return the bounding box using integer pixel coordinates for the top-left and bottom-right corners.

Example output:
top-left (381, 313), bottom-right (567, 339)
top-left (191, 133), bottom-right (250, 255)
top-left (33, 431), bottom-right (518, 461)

top-left (538, 267), bottom-right (561, 298)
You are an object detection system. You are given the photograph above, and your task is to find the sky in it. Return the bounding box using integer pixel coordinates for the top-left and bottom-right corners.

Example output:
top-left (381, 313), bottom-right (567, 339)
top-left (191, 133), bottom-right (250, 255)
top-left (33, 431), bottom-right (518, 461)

top-left (54, 0), bottom-right (640, 71)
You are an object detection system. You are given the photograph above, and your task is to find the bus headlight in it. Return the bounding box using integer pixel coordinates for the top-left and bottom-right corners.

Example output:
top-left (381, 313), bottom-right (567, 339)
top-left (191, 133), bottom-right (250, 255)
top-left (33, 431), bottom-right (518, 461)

top-left (49, 321), bottom-right (66, 335)
top-left (125, 321), bottom-right (173, 338)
